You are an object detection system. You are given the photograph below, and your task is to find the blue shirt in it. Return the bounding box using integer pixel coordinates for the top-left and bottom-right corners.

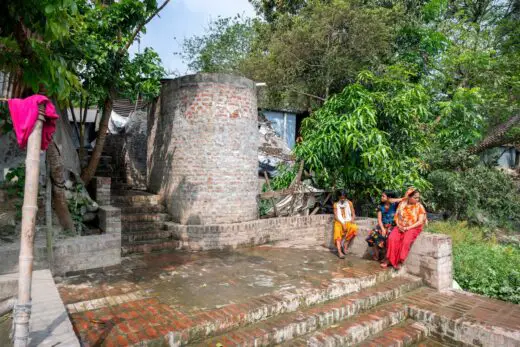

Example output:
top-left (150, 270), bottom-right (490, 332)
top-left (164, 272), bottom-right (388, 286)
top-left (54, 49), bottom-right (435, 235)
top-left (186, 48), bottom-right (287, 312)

top-left (378, 202), bottom-right (398, 225)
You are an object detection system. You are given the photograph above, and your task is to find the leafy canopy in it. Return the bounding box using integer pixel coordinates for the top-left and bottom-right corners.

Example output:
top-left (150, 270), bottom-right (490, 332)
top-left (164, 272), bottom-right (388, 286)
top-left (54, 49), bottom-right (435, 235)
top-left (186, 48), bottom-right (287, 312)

top-left (295, 66), bottom-right (430, 197)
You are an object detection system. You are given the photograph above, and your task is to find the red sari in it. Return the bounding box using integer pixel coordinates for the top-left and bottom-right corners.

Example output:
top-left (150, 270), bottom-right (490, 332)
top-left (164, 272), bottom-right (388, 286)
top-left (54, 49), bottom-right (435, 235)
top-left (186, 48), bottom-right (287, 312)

top-left (386, 201), bottom-right (426, 267)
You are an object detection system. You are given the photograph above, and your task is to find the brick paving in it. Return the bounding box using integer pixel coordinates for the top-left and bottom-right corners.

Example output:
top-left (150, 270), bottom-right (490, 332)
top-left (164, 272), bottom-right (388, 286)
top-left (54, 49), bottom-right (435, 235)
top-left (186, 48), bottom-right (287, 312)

top-left (57, 246), bottom-right (520, 346)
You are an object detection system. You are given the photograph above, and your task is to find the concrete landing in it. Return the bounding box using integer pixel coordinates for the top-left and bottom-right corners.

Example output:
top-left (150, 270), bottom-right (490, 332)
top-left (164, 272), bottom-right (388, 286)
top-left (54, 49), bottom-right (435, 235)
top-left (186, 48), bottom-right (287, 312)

top-left (0, 270), bottom-right (79, 347)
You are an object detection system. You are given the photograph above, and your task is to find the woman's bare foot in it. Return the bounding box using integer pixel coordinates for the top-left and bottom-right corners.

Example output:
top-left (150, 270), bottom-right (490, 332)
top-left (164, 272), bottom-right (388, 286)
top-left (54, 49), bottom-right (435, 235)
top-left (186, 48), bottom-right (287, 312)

top-left (380, 260), bottom-right (389, 268)
top-left (337, 252), bottom-right (345, 259)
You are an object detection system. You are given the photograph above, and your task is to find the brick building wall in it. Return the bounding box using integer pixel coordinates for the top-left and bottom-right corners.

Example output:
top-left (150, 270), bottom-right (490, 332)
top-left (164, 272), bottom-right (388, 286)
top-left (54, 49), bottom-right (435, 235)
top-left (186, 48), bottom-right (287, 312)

top-left (147, 74), bottom-right (259, 225)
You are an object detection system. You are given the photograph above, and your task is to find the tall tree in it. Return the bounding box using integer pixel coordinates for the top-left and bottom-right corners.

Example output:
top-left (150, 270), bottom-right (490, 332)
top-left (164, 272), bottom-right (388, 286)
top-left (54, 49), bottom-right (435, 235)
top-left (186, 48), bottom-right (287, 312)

top-left (177, 16), bottom-right (257, 74)
top-left (71, 0), bottom-right (170, 185)
top-left (243, 0), bottom-right (402, 108)
top-left (0, 0), bottom-right (81, 230)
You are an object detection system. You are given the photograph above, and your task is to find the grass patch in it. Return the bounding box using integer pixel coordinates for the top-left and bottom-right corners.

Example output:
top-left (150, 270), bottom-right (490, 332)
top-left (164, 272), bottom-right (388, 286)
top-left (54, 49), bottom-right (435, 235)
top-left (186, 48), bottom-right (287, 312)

top-left (427, 221), bottom-right (520, 304)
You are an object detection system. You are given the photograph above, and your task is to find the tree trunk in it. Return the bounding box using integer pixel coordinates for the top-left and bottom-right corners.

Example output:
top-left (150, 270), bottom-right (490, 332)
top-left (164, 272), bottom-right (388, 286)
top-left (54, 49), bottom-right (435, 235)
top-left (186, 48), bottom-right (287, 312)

top-left (468, 114), bottom-right (520, 154)
top-left (81, 88), bottom-right (115, 185)
top-left (47, 141), bottom-right (75, 231)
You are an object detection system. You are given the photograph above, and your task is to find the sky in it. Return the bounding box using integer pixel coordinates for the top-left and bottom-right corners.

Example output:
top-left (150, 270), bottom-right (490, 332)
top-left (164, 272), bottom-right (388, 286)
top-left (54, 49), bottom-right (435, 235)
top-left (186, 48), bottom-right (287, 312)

top-left (129, 0), bottom-right (256, 77)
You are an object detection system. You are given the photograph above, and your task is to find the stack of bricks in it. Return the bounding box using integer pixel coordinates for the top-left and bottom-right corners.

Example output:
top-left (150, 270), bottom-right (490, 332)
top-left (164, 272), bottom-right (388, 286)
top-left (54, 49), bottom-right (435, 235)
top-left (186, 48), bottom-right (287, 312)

top-left (147, 73), bottom-right (259, 225)
top-left (405, 233), bottom-right (453, 290)
top-left (99, 206), bottom-right (121, 234)
top-left (89, 176), bottom-right (111, 206)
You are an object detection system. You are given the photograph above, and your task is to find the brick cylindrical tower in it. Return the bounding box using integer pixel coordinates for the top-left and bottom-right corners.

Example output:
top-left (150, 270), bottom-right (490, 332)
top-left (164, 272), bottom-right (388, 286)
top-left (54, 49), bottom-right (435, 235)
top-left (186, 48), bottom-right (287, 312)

top-left (147, 74), bottom-right (259, 225)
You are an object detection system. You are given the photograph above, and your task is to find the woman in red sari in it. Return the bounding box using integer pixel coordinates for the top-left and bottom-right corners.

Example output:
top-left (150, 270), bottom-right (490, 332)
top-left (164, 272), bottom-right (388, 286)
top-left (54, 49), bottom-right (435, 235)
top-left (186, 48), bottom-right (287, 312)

top-left (381, 189), bottom-right (426, 269)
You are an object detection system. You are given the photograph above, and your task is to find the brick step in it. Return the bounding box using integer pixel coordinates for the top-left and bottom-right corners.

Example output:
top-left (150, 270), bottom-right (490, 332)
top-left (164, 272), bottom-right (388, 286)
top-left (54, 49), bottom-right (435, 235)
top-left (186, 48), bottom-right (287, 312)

top-left (356, 319), bottom-right (429, 347)
top-left (121, 239), bottom-right (181, 256)
top-left (281, 303), bottom-right (409, 347)
top-left (121, 229), bottom-right (174, 243)
top-left (121, 221), bottom-right (166, 232)
top-left (414, 336), bottom-right (453, 347)
top-left (111, 193), bottom-right (161, 206)
top-left (174, 275), bottom-right (423, 346)
top-left (119, 205), bottom-right (167, 214)
top-left (120, 213), bottom-right (170, 223)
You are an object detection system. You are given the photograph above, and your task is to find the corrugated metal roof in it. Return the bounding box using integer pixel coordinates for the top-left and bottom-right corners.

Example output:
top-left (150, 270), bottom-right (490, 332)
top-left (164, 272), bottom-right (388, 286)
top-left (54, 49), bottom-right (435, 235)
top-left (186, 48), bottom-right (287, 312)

top-left (69, 108), bottom-right (98, 123)
top-left (113, 99), bottom-right (149, 118)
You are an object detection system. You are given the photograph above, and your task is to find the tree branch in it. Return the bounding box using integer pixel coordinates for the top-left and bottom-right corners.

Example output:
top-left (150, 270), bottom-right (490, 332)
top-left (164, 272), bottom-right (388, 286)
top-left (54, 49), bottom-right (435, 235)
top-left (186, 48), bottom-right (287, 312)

top-left (468, 114), bottom-right (520, 154)
top-left (122, 0), bottom-right (170, 52)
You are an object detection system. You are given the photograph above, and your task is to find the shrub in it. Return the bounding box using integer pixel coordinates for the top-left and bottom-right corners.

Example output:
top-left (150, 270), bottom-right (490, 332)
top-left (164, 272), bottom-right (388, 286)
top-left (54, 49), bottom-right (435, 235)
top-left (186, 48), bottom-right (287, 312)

top-left (425, 165), bottom-right (520, 230)
top-left (428, 221), bottom-right (520, 304)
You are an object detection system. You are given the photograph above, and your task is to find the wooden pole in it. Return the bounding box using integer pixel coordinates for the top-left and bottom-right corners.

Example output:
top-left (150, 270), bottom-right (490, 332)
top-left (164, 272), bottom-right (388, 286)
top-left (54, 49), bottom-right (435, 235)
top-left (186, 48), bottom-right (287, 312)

top-left (263, 171), bottom-right (278, 217)
top-left (13, 107), bottom-right (45, 347)
top-left (45, 159), bottom-right (53, 269)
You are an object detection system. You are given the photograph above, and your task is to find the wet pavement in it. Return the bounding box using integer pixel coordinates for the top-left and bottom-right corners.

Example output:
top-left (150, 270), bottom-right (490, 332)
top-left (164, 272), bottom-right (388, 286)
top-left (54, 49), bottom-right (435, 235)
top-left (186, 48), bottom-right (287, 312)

top-left (58, 246), bottom-right (383, 314)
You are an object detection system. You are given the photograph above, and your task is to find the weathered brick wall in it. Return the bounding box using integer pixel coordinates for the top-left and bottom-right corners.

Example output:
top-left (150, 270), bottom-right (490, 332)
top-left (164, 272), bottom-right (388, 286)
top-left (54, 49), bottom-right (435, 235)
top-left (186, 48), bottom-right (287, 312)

top-left (99, 205), bottom-right (121, 234)
top-left (123, 110), bottom-right (148, 189)
top-left (165, 215), bottom-right (332, 250)
top-left (88, 176), bottom-right (111, 205)
top-left (0, 232), bottom-right (121, 276)
top-left (147, 74), bottom-right (259, 225)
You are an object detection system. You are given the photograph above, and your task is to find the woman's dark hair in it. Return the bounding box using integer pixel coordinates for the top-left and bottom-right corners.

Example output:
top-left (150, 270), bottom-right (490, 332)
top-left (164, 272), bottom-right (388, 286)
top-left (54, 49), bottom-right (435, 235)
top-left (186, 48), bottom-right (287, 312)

top-left (383, 190), bottom-right (397, 199)
top-left (339, 189), bottom-right (347, 197)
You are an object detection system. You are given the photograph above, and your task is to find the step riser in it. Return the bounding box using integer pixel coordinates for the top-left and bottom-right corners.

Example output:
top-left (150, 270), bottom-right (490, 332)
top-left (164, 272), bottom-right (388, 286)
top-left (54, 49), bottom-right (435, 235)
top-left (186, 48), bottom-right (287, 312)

top-left (357, 321), bottom-right (429, 347)
top-left (196, 278), bottom-right (423, 347)
top-left (122, 230), bottom-right (173, 243)
top-left (121, 223), bottom-right (166, 232)
top-left (163, 271), bottom-right (409, 346)
top-left (120, 206), bottom-right (167, 214)
top-left (121, 214), bottom-right (170, 223)
top-left (122, 240), bottom-right (181, 256)
top-left (306, 307), bottom-right (406, 347)
top-left (112, 196), bottom-right (161, 205)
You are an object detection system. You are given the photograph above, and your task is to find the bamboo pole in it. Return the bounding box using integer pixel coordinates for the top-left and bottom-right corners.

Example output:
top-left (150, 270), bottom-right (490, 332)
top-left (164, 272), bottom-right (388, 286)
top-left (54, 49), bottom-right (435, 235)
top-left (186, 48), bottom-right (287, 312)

top-left (13, 107), bottom-right (45, 347)
top-left (45, 159), bottom-right (53, 269)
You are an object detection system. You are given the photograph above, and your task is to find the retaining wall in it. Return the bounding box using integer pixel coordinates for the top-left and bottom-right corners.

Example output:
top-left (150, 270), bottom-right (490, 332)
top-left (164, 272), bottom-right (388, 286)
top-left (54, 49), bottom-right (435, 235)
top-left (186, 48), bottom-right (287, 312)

top-left (165, 214), bottom-right (332, 251)
top-left (0, 205), bottom-right (121, 276)
top-left (166, 215), bottom-right (453, 290)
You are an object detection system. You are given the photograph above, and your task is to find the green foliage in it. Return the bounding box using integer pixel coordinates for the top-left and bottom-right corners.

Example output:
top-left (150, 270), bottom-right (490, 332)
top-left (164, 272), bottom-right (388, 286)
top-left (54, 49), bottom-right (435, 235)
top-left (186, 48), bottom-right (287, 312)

top-left (428, 221), bottom-right (520, 304)
top-left (0, 0), bottom-right (81, 101)
top-left (65, 0), bottom-right (166, 106)
top-left (244, 0), bottom-right (401, 106)
top-left (295, 67), bottom-right (430, 199)
top-left (178, 15), bottom-right (257, 74)
top-left (270, 164), bottom-right (298, 191)
top-left (120, 48), bottom-right (165, 101)
top-left (67, 182), bottom-right (91, 234)
top-left (3, 165), bottom-right (26, 220)
top-left (425, 165), bottom-right (520, 229)
top-left (249, 0), bottom-right (316, 22)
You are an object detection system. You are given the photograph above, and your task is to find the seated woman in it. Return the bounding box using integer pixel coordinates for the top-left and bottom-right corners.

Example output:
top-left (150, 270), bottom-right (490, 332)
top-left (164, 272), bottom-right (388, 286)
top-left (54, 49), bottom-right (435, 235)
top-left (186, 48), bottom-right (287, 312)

top-left (381, 189), bottom-right (426, 269)
top-left (366, 190), bottom-right (403, 261)
top-left (333, 190), bottom-right (358, 259)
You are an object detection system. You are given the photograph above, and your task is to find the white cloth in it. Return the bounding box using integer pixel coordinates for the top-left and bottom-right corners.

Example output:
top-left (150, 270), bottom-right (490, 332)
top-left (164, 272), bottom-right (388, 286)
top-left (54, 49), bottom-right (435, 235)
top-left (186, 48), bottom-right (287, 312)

top-left (336, 200), bottom-right (352, 224)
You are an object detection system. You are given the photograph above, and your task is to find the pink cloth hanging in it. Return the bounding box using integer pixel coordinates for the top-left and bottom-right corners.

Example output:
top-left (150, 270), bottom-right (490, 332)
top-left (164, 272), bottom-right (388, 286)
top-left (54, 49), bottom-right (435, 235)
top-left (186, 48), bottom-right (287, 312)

top-left (8, 95), bottom-right (59, 151)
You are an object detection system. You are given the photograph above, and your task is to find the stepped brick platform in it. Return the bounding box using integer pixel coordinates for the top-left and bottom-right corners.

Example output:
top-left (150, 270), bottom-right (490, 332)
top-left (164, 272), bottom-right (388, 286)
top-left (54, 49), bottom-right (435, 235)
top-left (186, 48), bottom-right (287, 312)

top-left (111, 189), bottom-right (175, 255)
top-left (57, 246), bottom-right (520, 346)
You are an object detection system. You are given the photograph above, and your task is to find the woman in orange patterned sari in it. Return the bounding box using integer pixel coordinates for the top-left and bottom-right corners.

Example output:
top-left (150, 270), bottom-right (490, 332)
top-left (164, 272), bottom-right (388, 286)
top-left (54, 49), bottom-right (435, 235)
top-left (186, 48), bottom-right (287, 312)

top-left (381, 189), bottom-right (426, 269)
